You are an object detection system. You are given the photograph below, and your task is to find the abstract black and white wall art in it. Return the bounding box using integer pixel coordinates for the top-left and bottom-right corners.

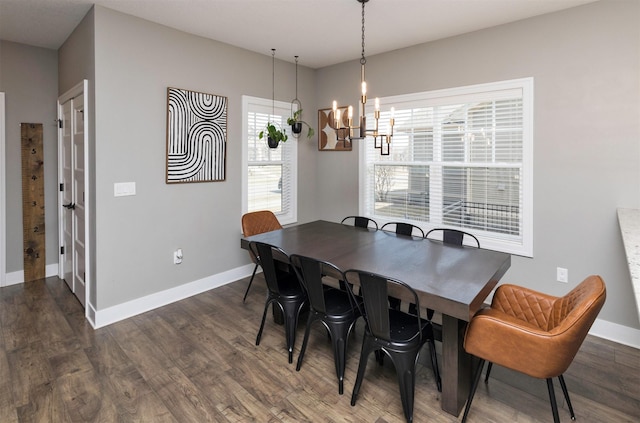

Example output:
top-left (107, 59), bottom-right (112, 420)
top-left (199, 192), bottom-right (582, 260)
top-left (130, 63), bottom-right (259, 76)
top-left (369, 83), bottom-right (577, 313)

top-left (166, 87), bottom-right (227, 183)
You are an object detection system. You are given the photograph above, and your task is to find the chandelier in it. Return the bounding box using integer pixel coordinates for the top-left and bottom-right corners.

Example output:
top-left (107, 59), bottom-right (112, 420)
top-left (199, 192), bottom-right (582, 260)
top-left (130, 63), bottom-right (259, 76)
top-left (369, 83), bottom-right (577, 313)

top-left (332, 0), bottom-right (394, 155)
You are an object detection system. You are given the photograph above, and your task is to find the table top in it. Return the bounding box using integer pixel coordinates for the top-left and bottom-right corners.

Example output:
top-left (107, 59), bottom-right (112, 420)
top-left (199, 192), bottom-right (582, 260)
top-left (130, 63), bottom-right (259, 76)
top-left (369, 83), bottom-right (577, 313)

top-left (241, 220), bottom-right (511, 321)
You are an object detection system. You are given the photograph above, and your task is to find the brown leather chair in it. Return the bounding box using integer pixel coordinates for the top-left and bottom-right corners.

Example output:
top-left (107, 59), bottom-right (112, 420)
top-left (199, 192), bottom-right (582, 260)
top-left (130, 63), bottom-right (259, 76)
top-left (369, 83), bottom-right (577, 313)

top-left (462, 275), bottom-right (606, 423)
top-left (241, 210), bottom-right (283, 302)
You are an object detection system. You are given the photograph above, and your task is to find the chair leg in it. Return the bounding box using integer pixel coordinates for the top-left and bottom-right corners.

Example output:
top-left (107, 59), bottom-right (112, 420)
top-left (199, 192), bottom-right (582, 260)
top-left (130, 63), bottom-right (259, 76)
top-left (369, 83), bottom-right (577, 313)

top-left (484, 361), bottom-right (493, 383)
top-left (296, 313), bottom-right (316, 371)
top-left (389, 351), bottom-right (419, 423)
top-left (558, 374), bottom-right (576, 420)
top-left (427, 338), bottom-right (442, 392)
top-left (283, 301), bottom-right (304, 364)
top-left (462, 359), bottom-right (485, 423)
top-left (256, 298), bottom-right (276, 346)
top-left (547, 378), bottom-right (561, 423)
top-left (351, 336), bottom-right (375, 406)
top-left (329, 320), bottom-right (354, 395)
top-left (242, 263), bottom-right (259, 303)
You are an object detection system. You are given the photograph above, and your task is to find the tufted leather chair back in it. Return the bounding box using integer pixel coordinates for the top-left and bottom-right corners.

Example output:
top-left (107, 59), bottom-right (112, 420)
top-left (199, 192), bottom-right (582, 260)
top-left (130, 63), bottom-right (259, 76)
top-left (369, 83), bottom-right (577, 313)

top-left (242, 210), bottom-right (283, 266)
top-left (242, 210), bottom-right (282, 237)
top-left (464, 275), bottom-right (606, 379)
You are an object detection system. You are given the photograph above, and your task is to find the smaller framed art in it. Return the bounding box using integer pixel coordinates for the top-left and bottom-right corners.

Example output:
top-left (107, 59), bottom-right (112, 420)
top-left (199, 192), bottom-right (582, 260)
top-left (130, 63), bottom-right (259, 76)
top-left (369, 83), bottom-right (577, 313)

top-left (166, 87), bottom-right (228, 183)
top-left (317, 106), bottom-right (352, 151)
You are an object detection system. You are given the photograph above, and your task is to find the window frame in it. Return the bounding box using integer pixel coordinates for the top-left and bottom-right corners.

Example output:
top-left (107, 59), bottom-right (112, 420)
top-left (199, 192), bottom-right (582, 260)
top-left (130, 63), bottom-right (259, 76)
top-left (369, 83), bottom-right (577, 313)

top-left (358, 78), bottom-right (533, 257)
top-left (242, 95), bottom-right (298, 225)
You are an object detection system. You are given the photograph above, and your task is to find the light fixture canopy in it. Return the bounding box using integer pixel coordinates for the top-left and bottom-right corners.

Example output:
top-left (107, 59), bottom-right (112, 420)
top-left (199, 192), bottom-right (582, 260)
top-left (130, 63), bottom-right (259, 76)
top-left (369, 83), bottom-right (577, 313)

top-left (332, 0), bottom-right (394, 155)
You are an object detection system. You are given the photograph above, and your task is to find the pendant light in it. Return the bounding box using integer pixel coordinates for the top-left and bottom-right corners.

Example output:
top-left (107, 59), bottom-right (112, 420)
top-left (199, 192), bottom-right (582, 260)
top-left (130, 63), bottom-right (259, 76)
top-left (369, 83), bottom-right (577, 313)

top-left (332, 0), bottom-right (394, 155)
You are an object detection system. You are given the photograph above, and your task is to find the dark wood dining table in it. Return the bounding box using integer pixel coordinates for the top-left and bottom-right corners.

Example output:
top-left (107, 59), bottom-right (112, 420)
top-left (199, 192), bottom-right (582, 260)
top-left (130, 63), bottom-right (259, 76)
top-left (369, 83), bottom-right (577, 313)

top-left (240, 220), bottom-right (511, 416)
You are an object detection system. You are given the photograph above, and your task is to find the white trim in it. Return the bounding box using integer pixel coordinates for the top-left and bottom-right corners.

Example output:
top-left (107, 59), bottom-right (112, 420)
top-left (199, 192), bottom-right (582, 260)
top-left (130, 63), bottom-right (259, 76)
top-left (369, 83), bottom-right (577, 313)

top-left (57, 80), bottom-right (91, 314)
top-left (589, 318), bottom-right (640, 349)
top-left (359, 77), bottom-right (534, 257)
top-left (90, 263), bottom-right (256, 329)
top-left (241, 95), bottom-right (298, 225)
top-left (88, 272), bottom-right (640, 348)
top-left (241, 95), bottom-right (250, 216)
top-left (5, 263), bottom-right (60, 286)
top-left (0, 92), bottom-right (5, 286)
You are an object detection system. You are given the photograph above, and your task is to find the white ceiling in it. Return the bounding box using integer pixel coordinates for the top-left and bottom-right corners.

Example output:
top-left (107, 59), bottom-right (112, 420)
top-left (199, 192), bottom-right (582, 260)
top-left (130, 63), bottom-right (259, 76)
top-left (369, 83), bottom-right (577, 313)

top-left (0, 0), bottom-right (597, 69)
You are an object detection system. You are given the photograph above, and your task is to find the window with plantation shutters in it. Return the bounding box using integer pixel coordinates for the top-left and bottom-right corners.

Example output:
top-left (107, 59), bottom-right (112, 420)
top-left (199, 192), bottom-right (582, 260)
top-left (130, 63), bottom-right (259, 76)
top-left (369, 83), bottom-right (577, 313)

top-left (360, 78), bottom-right (533, 256)
top-left (242, 96), bottom-right (297, 225)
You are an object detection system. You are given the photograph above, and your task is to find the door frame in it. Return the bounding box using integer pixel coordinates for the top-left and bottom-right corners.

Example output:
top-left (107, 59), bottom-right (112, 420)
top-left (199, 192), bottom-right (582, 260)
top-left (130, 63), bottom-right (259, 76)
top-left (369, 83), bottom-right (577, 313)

top-left (1, 92), bottom-right (6, 286)
top-left (57, 80), bottom-right (90, 312)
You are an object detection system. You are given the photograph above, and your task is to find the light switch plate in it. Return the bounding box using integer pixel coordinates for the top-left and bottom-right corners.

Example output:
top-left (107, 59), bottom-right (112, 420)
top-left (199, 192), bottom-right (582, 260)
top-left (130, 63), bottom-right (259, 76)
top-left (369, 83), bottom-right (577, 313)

top-left (557, 267), bottom-right (568, 283)
top-left (114, 182), bottom-right (136, 197)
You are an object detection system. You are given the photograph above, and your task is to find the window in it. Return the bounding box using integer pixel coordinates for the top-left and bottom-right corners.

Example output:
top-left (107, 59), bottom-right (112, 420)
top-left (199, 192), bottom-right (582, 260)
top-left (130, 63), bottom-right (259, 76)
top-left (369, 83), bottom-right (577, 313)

top-left (359, 78), bottom-right (533, 256)
top-left (242, 96), bottom-right (297, 225)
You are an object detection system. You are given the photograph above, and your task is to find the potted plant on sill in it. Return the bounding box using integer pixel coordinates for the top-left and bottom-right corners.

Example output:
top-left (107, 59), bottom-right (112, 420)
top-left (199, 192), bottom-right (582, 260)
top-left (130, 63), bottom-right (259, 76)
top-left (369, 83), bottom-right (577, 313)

top-left (287, 109), bottom-right (315, 139)
top-left (259, 122), bottom-right (288, 148)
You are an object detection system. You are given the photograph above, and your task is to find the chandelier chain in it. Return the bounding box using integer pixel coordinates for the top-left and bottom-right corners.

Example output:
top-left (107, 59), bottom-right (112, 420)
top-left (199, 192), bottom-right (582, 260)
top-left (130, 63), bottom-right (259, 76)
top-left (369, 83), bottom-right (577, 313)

top-left (360, 0), bottom-right (366, 65)
top-left (271, 48), bottom-right (275, 115)
top-left (294, 55), bottom-right (299, 98)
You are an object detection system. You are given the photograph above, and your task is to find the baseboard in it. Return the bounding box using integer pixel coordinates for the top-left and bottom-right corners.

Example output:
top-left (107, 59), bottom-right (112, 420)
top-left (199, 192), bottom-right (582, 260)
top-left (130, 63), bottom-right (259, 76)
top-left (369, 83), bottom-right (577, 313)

top-left (589, 318), bottom-right (640, 349)
top-left (4, 263), bottom-right (638, 349)
top-left (4, 263), bottom-right (59, 286)
top-left (91, 263), bottom-right (256, 329)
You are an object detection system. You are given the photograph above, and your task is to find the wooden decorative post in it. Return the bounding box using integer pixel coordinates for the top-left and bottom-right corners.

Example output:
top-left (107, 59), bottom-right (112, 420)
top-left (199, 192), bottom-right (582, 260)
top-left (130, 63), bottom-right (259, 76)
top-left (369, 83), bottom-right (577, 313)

top-left (21, 123), bottom-right (46, 282)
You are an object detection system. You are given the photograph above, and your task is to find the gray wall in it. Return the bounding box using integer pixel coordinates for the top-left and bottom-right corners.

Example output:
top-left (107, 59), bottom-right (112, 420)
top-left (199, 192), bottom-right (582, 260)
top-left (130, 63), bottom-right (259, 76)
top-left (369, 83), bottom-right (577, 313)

top-left (3, 0), bottom-right (639, 332)
top-left (0, 41), bottom-right (59, 273)
top-left (89, 6), bottom-right (317, 309)
top-left (316, 0), bottom-right (640, 329)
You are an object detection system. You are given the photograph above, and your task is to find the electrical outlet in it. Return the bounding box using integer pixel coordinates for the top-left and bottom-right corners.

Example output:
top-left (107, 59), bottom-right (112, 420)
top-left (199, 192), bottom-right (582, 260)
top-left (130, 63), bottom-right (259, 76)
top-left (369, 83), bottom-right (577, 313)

top-left (173, 248), bottom-right (183, 264)
top-left (556, 267), bottom-right (568, 283)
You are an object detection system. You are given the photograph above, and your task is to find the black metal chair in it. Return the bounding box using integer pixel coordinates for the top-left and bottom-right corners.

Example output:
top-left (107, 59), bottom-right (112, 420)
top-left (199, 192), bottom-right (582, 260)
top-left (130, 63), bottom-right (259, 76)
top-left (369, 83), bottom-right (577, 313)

top-left (424, 228), bottom-right (480, 323)
top-left (381, 222), bottom-right (425, 238)
top-left (241, 210), bottom-right (283, 303)
top-left (249, 241), bottom-right (307, 363)
top-left (344, 269), bottom-right (441, 423)
top-left (341, 216), bottom-right (379, 229)
top-left (425, 228), bottom-right (480, 247)
top-left (380, 222), bottom-right (425, 315)
top-left (290, 254), bottom-right (361, 395)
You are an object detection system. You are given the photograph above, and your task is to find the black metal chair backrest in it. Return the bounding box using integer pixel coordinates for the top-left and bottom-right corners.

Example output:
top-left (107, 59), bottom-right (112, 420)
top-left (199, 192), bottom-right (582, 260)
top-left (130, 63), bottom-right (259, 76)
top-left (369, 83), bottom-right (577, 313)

top-left (381, 222), bottom-right (425, 238)
top-left (341, 216), bottom-right (379, 230)
top-left (345, 270), bottom-right (422, 343)
top-left (249, 241), bottom-right (290, 295)
top-left (425, 228), bottom-right (480, 248)
top-left (290, 254), bottom-right (346, 314)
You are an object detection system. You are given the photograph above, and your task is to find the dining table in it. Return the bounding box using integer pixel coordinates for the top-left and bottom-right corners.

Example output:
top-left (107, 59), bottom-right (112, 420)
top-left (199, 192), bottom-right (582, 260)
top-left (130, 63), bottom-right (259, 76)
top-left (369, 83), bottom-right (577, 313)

top-left (240, 220), bottom-right (511, 416)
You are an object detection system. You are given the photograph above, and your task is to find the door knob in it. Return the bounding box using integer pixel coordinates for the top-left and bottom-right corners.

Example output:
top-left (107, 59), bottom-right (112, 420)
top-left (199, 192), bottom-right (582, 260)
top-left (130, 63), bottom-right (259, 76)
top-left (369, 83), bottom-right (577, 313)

top-left (63, 202), bottom-right (76, 210)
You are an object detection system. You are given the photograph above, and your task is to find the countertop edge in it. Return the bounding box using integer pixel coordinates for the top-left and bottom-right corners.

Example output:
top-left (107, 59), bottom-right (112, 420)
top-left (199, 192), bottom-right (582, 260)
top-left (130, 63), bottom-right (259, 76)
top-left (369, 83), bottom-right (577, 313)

top-left (617, 208), bottom-right (640, 321)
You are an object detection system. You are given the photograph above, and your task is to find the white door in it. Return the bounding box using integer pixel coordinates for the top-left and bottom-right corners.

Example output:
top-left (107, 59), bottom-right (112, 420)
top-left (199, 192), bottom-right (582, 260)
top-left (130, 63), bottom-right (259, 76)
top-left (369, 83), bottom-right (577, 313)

top-left (1, 93), bottom-right (6, 287)
top-left (61, 99), bottom-right (73, 291)
top-left (58, 82), bottom-right (88, 307)
top-left (0, 93), bottom-right (7, 287)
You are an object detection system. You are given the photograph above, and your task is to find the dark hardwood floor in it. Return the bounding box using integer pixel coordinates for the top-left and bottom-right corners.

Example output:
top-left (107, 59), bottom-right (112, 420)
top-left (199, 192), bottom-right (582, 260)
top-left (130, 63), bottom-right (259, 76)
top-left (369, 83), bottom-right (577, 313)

top-left (0, 275), bottom-right (638, 422)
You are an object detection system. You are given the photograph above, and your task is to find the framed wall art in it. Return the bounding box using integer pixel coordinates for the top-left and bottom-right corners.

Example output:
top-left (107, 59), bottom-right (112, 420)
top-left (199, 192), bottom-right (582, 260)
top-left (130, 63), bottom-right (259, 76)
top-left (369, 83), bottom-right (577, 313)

top-left (166, 87), bottom-right (227, 183)
top-left (318, 106), bottom-right (352, 151)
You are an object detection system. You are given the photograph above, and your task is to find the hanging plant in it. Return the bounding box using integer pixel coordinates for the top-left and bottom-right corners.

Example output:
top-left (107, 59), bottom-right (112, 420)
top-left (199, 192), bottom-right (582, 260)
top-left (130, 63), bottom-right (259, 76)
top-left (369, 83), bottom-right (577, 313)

top-left (288, 56), bottom-right (315, 140)
top-left (287, 109), bottom-right (315, 139)
top-left (258, 48), bottom-right (288, 148)
top-left (259, 122), bottom-right (288, 148)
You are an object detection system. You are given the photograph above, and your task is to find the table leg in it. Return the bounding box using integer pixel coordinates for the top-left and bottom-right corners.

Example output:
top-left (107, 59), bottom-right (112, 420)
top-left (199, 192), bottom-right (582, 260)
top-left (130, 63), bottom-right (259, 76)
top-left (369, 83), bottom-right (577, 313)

top-left (441, 314), bottom-right (471, 416)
